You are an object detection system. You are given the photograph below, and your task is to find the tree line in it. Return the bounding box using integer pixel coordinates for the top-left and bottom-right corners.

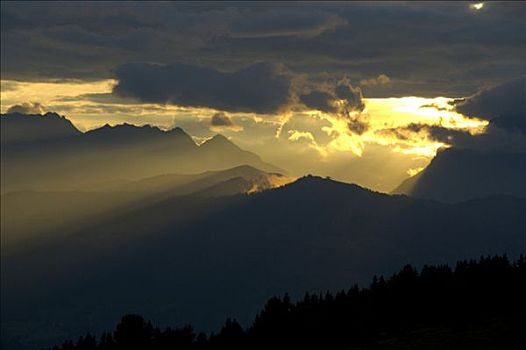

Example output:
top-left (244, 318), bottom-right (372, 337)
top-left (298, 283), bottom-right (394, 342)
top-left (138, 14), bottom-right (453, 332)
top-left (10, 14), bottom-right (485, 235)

top-left (50, 255), bottom-right (526, 349)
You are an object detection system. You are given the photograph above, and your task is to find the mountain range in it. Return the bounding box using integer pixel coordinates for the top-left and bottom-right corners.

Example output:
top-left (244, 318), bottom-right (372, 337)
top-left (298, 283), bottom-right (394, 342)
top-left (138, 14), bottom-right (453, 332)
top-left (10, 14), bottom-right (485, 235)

top-left (0, 112), bottom-right (283, 193)
top-left (0, 112), bottom-right (81, 145)
top-left (1, 164), bottom-right (295, 249)
top-left (3, 112), bottom-right (525, 202)
top-left (2, 112), bottom-right (526, 349)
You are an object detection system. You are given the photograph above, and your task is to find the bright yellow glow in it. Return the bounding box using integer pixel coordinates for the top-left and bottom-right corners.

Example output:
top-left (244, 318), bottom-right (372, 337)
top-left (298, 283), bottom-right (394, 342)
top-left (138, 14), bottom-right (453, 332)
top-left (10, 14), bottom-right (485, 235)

top-left (1, 79), bottom-right (488, 159)
top-left (395, 143), bottom-right (449, 158)
top-left (321, 117), bottom-right (366, 156)
top-left (307, 96), bottom-right (488, 160)
top-left (288, 130), bottom-right (315, 142)
top-left (407, 166), bottom-right (425, 177)
top-left (1, 79), bottom-right (491, 190)
top-left (247, 174), bottom-right (297, 194)
top-left (364, 96), bottom-right (487, 131)
top-left (0, 79), bottom-right (229, 131)
top-left (0, 79), bottom-right (116, 105)
top-left (287, 130), bottom-right (330, 157)
top-left (470, 2), bottom-right (484, 11)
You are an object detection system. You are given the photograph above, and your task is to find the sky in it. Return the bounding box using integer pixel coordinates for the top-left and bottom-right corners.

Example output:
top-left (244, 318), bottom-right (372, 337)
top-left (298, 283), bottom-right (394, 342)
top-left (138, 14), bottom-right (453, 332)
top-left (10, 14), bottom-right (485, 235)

top-left (1, 1), bottom-right (525, 192)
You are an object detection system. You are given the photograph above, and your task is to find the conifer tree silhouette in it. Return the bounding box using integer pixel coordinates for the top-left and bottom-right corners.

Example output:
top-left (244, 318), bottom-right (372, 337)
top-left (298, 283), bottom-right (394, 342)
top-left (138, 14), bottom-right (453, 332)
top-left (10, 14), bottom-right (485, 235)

top-left (48, 255), bottom-right (526, 350)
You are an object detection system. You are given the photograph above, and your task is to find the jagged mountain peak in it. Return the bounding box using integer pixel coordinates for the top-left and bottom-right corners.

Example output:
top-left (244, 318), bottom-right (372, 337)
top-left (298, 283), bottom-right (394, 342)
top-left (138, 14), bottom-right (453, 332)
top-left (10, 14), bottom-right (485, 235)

top-left (85, 123), bottom-right (195, 143)
top-left (0, 111), bottom-right (81, 145)
top-left (201, 134), bottom-right (236, 147)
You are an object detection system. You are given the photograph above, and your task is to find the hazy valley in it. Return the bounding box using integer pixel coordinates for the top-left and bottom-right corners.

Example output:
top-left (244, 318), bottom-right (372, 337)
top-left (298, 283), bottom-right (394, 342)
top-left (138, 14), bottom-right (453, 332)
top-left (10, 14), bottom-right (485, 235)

top-left (1, 112), bottom-right (525, 349)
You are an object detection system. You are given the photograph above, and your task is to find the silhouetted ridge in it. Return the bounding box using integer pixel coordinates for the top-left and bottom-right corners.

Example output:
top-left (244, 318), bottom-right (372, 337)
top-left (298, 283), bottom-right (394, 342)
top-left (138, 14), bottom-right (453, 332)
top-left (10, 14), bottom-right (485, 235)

top-left (288, 175), bottom-right (362, 189)
top-left (107, 164), bottom-right (292, 196)
top-left (207, 133), bottom-right (230, 143)
top-left (195, 133), bottom-right (284, 173)
top-left (87, 124), bottom-right (191, 138)
top-left (194, 177), bottom-right (253, 197)
top-left (85, 123), bottom-right (197, 146)
top-left (1, 113), bottom-right (283, 192)
top-left (200, 134), bottom-right (240, 150)
top-left (203, 164), bottom-right (276, 179)
top-left (169, 126), bottom-right (193, 137)
top-left (274, 175), bottom-right (379, 198)
top-left (222, 164), bottom-right (264, 174)
top-left (0, 112), bottom-right (81, 145)
top-left (49, 255), bottom-right (526, 350)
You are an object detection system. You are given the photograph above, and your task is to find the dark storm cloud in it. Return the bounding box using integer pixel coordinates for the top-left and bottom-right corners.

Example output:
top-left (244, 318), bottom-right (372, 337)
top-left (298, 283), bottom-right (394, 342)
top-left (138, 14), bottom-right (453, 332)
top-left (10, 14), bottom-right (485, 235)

top-left (347, 117), bottom-right (369, 135)
top-left (229, 11), bottom-right (347, 38)
top-left (211, 112), bottom-right (234, 127)
top-left (113, 62), bottom-right (293, 114)
top-left (454, 76), bottom-right (526, 123)
top-left (43, 25), bottom-right (156, 51)
top-left (299, 91), bottom-right (338, 114)
top-left (205, 2), bottom-right (526, 97)
top-left (447, 76), bottom-right (526, 152)
top-left (300, 80), bottom-right (364, 114)
top-left (489, 114), bottom-right (526, 134)
top-left (337, 80), bottom-right (369, 135)
top-left (400, 123), bottom-right (475, 146)
top-left (379, 118), bottom-right (526, 153)
top-left (7, 102), bottom-right (45, 114)
top-left (419, 103), bottom-right (449, 112)
top-left (299, 79), bottom-right (368, 134)
top-left (2, 2), bottom-right (525, 97)
top-left (360, 74), bottom-right (391, 87)
top-left (334, 82), bottom-right (365, 112)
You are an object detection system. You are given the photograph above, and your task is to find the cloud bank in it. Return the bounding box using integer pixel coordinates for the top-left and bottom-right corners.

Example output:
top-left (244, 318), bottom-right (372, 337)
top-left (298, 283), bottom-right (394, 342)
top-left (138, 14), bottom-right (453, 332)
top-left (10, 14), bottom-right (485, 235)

top-left (113, 62), bottom-right (293, 114)
top-left (454, 76), bottom-right (526, 123)
top-left (7, 102), bottom-right (46, 114)
top-left (380, 77), bottom-right (526, 153)
top-left (2, 2), bottom-right (525, 96)
top-left (210, 112), bottom-right (243, 132)
top-left (300, 79), bottom-right (368, 134)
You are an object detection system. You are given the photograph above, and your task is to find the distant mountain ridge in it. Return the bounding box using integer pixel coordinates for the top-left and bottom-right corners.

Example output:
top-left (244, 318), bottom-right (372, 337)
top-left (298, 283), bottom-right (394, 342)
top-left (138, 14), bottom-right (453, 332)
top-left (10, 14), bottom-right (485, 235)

top-left (1, 165), bottom-right (295, 249)
top-left (0, 112), bottom-right (81, 145)
top-left (113, 164), bottom-right (294, 195)
top-left (0, 112), bottom-right (284, 193)
top-left (83, 123), bottom-right (197, 149)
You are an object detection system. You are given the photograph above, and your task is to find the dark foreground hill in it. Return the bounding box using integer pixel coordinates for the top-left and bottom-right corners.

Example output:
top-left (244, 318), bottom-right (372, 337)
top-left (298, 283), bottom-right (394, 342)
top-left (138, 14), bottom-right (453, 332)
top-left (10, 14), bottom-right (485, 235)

top-left (2, 177), bottom-right (526, 349)
top-left (49, 255), bottom-right (526, 350)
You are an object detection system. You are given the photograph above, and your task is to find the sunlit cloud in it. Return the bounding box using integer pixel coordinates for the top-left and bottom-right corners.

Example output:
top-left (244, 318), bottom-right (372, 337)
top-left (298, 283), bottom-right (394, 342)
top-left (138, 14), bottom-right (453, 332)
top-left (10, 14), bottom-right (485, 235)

top-left (288, 130), bottom-right (315, 142)
top-left (470, 3), bottom-right (484, 11)
top-left (288, 129), bottom-right (328, 157)
top-left (0, 78), bottom-right (490, 192)
top-left (0, 79), bottom-right (116, 107)
top-left (360, 74), bottom-right (391, 87)
top-left (294, 96), bottom-right (488, 160)
top-left (210, 112), bottom-right (244, 132)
